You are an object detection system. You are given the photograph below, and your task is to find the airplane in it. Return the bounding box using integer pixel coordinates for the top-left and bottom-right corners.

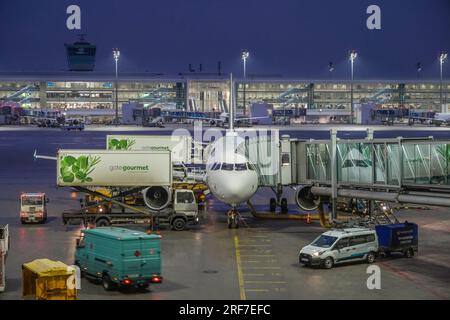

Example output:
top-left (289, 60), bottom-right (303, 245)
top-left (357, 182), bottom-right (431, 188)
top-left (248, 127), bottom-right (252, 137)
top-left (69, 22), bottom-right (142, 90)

top-left (409, 112), bottom-right (450, 126)
top-left (204, 74), bottom-right (259, 228)
top-left (205, 112), bottom-right (267, 127)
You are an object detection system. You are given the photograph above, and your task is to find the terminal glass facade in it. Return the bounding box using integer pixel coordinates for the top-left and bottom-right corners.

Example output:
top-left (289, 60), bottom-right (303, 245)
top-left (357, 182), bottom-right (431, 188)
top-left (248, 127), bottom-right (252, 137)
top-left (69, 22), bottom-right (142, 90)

top-left (0, 77), bottom-right (448, 120)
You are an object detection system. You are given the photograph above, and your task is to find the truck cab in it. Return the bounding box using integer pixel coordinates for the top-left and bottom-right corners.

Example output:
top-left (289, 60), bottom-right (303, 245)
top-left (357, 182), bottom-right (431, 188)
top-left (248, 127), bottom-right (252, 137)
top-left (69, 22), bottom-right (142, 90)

top-left (20, 193), bottom-right (48, 224)
top-left (169, 189), bottom-right (199, 231)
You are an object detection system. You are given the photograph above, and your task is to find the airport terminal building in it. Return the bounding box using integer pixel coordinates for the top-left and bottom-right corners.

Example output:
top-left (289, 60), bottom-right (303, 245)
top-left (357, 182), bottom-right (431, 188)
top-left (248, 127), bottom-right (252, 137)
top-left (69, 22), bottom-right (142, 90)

top-left (0, 72), bottom-right (449, 123)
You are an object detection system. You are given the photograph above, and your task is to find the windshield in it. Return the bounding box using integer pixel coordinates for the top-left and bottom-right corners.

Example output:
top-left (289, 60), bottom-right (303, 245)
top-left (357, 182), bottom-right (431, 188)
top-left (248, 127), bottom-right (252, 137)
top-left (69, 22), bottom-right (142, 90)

top-left (22, 196), bottom-right (43, 206)
top-left (235, 163), bottom-right (247, 171)
top-left (221, 163), bottom-right (234, 171)
top-left (311, 235), bottom-right (338, 248)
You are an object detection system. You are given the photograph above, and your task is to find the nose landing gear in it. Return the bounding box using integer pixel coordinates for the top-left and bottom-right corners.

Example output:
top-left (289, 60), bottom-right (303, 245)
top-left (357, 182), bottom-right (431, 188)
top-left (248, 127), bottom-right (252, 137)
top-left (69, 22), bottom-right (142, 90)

top-left (227, 209), bottom-right (240, 229)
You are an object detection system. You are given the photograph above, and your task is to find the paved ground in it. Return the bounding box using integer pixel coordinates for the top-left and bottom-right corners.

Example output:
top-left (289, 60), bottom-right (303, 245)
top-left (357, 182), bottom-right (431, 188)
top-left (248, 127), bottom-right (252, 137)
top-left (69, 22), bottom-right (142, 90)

top-left (0, 126), bottom-right (450, 300)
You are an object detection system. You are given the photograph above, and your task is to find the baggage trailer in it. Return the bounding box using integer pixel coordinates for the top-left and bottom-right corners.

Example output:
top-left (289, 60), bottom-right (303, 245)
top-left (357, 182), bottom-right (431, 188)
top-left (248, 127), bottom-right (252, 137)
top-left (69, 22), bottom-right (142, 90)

top-left (0, 225), bottom-right (10, 292)
top-left (375, 222), bottom-right (418, 258)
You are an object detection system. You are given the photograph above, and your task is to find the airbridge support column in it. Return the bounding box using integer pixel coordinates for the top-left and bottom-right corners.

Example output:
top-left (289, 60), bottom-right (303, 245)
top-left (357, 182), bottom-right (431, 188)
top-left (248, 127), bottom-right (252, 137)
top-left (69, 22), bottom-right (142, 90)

top-left (330, 129), bottom-right (337, 220)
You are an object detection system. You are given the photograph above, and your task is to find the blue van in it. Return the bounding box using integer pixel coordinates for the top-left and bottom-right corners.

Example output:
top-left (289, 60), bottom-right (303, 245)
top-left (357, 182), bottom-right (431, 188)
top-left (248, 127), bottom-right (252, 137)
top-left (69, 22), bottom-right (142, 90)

top-left (75, 227), bottom-right (162, 291)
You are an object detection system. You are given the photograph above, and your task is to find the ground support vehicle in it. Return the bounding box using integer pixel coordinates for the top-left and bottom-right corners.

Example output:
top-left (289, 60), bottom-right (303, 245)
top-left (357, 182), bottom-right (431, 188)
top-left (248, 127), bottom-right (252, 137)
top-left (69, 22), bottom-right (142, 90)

top-left (62, 186), bottom-right (199, 231)
top-left (22, 259), bottom-right (77, 300)
top-left (299, 228), bottom-right (379, 269)
top-left (20, 193), bottom-right (49, 224)
top-left (0, 225), bottom-right (10, 292)
top-left (75, 227), bottom-right (162, 291)
top-left (375, 222), bottom-right (418, 258)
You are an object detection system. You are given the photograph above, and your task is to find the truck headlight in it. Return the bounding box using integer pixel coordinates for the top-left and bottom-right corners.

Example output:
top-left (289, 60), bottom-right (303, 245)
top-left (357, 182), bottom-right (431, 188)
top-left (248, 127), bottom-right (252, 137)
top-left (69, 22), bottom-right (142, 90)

top-left (312, 252), bottom-right (319, 257)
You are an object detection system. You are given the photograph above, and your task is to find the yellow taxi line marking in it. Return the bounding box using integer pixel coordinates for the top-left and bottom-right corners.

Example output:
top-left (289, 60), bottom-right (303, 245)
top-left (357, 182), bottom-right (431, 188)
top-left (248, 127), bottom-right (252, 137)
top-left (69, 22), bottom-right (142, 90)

top-left (245, 289), bottom-right (270, 292)
top-left (234, 235), bottom-right (246, 301)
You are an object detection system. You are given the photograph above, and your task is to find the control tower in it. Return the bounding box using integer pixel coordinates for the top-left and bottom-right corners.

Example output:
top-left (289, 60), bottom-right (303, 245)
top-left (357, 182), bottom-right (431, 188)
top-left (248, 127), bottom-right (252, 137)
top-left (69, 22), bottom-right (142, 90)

top-left (65, 34), bottom-right (96, 71)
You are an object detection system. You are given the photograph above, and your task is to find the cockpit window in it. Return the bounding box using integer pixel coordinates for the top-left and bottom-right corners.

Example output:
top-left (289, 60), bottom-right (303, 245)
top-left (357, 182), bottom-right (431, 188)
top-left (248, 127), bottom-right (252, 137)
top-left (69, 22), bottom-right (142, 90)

top-left (247, 163), bottom-right (256, 171)
top-left (221, 163), bottom-right (234, 171)
top-left (235, 163), bottom-right (247, 171)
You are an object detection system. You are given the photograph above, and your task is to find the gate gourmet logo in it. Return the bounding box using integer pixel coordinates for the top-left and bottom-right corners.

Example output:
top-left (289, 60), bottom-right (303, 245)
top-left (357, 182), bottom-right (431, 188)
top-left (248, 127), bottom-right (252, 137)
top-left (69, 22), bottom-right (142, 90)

top-left (109, 165), bottom-right (150, 172)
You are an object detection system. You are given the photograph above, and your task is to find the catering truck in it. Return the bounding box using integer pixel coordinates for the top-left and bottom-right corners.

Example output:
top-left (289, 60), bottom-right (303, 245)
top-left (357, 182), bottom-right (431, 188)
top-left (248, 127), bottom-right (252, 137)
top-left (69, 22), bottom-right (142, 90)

top-left (58, 150), bottom-right (198, 230)
top-left (0, 225), bottom-right (10, 292)
top-left (106, 135), bottom-right (193, 163)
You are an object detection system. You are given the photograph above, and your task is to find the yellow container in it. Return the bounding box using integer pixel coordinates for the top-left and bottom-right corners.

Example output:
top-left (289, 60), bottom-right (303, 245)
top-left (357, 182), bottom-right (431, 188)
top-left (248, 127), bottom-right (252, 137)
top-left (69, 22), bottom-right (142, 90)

top-left (22, 259), bottom-right (77, 300)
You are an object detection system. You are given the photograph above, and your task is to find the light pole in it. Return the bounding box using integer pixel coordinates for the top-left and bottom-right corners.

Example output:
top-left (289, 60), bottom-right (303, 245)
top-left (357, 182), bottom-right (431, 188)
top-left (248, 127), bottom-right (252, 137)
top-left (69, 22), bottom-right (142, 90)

top-left (349, 50), bottom-right (357, 124)
top-left (113, 48), bottom-right (120, 126)
top-left (241, 49), bottom-right (249, 115)
top-left (439, 51), bottom-right (447, 113)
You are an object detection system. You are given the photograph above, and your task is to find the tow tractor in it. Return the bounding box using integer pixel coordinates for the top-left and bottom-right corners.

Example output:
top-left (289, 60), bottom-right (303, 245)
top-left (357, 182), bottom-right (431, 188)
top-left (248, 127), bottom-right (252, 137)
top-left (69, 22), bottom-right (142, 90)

top-left (20, 193), bottom-right (49, 224)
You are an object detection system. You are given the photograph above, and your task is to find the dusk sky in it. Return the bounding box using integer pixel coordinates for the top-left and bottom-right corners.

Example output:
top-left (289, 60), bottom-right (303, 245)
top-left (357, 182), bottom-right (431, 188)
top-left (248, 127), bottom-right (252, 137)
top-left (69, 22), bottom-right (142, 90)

top-left (0, 0), bottom-right (449, 79)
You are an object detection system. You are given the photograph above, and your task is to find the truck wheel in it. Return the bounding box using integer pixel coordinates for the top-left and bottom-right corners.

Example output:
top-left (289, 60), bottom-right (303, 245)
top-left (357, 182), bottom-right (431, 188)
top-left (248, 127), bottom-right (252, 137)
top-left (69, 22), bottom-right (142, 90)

top-left (96, 218), bottom-right (110, 227)
top-left (404, 248), bottom-right (414, 258)
top-left (281, 198), bottom-right (288, 214)
top-left (322, 257), bottom-right (334, 269)
top-left (269, 198), bottom-right (277, 212)
top-left (366, 252), bottom-right (376, 264)
top-left (102, 274), bottom-right (114, 291)
top-left (172, 217), bottom-right (186, 231)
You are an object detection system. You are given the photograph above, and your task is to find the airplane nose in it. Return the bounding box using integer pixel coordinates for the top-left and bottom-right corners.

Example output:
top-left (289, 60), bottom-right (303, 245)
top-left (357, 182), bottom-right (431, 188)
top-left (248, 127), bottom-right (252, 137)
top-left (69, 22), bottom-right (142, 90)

top-left (219, 171), bottom-right (258, 205)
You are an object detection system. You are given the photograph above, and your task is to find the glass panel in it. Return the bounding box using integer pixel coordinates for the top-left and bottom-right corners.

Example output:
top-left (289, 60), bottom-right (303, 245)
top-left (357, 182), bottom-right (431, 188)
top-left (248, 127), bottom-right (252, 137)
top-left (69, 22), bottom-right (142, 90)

top-left (338, 142), bottom-right (373, 184)
top-left (415, 144), bottom-right (430, 184)
top-left (402, 144), bottom-right (416, 184)
top-left (431, 144), bottom-right (448, 185)
top-left (386, 144), bottom-right (400, 185)
top-left (374, 143), bottom-right (387, 184)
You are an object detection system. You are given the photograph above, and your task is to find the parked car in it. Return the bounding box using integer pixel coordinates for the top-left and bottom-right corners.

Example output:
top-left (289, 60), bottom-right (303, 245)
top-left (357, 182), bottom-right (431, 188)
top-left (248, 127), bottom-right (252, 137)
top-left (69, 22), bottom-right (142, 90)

top-left (299, 228), bottom-right (378, 269)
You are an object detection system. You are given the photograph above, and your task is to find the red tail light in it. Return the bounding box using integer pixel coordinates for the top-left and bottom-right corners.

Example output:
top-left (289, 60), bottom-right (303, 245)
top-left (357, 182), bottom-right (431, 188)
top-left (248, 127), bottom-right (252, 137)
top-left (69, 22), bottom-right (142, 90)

top-left (122, 278), bottom-right (133, 285)
top-left (150, 276), bottom-right (162, 283)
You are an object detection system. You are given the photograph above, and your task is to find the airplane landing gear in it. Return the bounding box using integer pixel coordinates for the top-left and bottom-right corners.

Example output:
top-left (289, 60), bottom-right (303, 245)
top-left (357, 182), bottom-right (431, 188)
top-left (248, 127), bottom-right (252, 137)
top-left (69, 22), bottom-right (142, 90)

top-left (227, 209), bottom-right (240, 229)
top-left (269, 184), bottom-right (288, 214)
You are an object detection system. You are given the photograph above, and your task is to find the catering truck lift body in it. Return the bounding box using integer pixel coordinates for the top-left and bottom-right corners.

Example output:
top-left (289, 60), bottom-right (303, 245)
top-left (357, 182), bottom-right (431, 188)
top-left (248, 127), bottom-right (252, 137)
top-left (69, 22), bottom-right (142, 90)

top-left (0, 225), bottom-right (10, 292)
top-left (57, 150), bottom-right (198, 231)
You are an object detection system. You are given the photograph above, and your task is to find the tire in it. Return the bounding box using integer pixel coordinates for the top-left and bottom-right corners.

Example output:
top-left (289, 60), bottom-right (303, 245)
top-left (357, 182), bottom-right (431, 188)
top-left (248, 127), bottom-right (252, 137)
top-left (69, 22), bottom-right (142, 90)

top-left (322, 257), bottom-right (334, 269)
top-left (172, 217), bottom-right (187, 231)
top-left (96, 218), bottom-right (111, 227)
top-left (366, 252), bottom-right (376, 264)
top-left (404, 248), bottom-right (414, 258)
top-left (269, 198), bottom-right (277, 212)
top-left (281, 198), bottom-right (288, 214)
top-left (102, 274), bottom-right (114, 291)
top-left (228, 218), bottom-right (232, 229)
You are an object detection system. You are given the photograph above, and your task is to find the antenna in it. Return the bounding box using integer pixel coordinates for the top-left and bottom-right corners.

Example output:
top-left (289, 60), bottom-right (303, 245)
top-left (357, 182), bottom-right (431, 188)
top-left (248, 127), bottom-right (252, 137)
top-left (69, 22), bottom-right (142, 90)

top-left (229, 73), bottom-right (234, 131)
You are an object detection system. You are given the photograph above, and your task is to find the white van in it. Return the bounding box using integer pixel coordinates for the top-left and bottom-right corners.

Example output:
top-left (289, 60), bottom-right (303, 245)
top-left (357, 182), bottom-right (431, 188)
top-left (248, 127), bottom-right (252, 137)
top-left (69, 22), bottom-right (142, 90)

top-left (299, 228), bottom-right (378, 269)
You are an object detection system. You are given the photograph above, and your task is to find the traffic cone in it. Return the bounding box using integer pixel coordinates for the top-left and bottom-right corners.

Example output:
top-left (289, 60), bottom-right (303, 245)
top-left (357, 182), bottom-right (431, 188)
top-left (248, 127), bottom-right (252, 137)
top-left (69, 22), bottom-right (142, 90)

top-left (306, 213), bottom-right (312, 224)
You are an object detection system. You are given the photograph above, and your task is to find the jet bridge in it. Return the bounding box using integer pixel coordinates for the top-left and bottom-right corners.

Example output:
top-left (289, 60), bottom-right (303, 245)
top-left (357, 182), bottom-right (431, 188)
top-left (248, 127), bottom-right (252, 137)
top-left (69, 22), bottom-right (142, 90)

top-left (281, 129), bottom-right (450, 217)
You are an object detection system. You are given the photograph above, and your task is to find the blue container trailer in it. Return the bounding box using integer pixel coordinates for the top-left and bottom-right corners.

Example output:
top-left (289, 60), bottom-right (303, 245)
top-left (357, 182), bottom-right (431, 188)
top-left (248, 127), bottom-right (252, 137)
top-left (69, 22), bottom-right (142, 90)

top-left (375, 223), bottom-right (418, 258)
top-left (75, 227), bottom-right (162, 291)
